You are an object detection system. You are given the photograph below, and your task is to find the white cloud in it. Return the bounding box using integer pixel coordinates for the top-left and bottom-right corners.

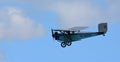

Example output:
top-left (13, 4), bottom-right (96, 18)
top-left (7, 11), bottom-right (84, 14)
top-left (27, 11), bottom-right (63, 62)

top-left (57, 1), bottom-right (120, 28)
top-left (1, 0), bottom-right (120, 28)
top-left (11, 0), bottom-right (119, 28)
top-left (0, 7), bottom-right (45, 39)
top-left (50, 0), bottom-right (120, 28)
top-left (51, 1), bottom-right (104, 28)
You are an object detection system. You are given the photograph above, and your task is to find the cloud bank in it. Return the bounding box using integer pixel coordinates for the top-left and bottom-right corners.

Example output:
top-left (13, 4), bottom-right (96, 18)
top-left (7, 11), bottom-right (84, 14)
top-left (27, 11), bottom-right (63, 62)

top-left (0, 7), bottom-right (45, 39)
top-left (9, 0), bottom-right (119, 28)
top-left (52, 1), bottom-right (103, 28)
top-left (51, 0), bottom-right (120, 28)
top-left (1, 0), bottom-right (120, 29)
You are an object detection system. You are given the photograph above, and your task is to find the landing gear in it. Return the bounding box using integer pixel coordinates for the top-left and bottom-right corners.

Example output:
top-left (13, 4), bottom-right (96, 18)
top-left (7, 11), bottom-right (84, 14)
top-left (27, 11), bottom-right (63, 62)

top-left (66, 42), bottom-right (72, 46)
top-left (61, 42), bottom-right (72, 48)
top-left (61, 42), bottom-right (66, 48)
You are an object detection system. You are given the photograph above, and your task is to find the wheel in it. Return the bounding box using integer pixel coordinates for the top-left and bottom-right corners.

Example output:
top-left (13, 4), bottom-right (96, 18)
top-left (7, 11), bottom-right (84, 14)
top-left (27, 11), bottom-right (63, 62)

top-left (61, 42), bottom-right (66, 48)
top-left (66, 42), bottom-right (72, 46)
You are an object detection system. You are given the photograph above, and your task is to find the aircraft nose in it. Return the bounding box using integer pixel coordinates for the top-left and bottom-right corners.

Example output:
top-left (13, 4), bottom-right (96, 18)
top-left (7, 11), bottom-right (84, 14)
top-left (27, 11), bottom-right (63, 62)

top-left (54, 32), bottom-right (59, 40)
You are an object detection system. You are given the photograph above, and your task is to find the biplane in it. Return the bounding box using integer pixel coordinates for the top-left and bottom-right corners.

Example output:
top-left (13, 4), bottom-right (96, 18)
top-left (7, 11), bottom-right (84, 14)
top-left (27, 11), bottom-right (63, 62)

top-left (51, 23), bottom-right (107, 48)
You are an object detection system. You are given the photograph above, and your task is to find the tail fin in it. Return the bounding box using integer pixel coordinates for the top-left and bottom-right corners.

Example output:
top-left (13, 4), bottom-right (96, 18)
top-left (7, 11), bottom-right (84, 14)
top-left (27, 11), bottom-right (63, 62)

top-left (98, 23), bottom-right (107, 34)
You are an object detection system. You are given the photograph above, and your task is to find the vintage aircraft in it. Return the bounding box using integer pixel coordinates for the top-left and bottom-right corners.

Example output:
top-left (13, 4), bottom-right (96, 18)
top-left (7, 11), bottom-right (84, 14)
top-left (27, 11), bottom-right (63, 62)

top-left (51, 23), bottom-right (107, 48)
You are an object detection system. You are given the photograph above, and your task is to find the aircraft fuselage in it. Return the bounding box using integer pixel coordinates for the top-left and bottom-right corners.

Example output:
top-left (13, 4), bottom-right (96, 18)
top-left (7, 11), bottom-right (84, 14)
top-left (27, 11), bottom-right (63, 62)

top-left (56, 32), bottom-right (104, 42)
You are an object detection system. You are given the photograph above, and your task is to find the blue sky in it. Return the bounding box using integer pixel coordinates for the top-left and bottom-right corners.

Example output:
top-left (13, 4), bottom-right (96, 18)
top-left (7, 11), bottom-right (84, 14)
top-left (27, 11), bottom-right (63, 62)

top-left (0, 0), bottom-right (120, 62)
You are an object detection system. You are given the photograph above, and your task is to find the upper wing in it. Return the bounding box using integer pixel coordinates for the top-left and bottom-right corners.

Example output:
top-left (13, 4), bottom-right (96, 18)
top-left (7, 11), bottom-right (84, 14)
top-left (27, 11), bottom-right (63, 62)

top-left (52, 29), bottom-right (75, 32)
top-left (52, 26), bottom-right (88, 32)
top-left (69, 26), bottom-right (88, 32)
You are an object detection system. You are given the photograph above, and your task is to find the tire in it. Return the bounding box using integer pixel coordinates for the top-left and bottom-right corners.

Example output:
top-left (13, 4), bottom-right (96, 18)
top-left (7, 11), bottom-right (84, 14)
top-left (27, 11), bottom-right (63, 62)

top-left (66, 42), bottom-right (72, 46)
top-left (61, 42), bottom-right (66, 48)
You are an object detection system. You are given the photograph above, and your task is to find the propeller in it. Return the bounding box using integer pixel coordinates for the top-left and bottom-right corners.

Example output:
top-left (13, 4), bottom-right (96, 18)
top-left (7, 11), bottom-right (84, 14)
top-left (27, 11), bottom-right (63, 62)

top-left (51, 29), bottom-right (54, 40)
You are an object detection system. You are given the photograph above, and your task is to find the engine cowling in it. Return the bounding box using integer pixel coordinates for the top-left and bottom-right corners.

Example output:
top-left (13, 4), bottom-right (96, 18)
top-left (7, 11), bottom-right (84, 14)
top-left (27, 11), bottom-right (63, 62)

top-left (54, 32), bottom-right (59, 40)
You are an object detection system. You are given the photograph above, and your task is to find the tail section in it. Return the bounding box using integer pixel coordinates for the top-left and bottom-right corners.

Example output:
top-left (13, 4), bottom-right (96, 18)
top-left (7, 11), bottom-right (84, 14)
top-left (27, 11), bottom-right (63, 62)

top-left (98, 23), bottom-right (107, 34)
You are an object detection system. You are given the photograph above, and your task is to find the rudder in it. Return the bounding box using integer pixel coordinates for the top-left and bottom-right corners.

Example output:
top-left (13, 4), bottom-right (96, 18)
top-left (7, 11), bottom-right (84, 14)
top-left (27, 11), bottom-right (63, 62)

top-left (98, 23), bottom-right (107, 34)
